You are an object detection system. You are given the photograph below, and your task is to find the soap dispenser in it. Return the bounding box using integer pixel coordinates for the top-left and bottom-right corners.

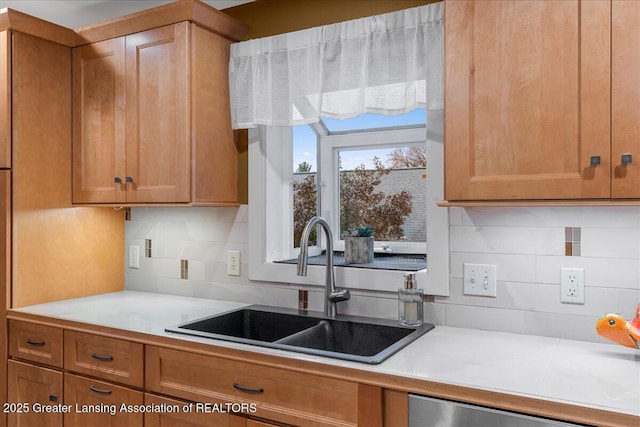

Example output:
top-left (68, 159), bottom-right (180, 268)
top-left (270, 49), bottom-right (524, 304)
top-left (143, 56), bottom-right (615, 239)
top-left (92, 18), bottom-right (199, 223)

top-left (398, 272), bottom-right (423, 326)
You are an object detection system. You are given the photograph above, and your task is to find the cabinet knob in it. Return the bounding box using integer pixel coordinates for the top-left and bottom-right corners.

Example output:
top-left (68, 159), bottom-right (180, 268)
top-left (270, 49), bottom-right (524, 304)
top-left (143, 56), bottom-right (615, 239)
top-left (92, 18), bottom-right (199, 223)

top-left (590, 156), bottom-right (601, 166)
top-left (49, 394), bottom-right (57, 402)
top-left (125, 176), bottom-right (133, 183)
top-left (622, 153), bottom-right (633, 165)
top-left (114, 177), bottom-right (122, 184)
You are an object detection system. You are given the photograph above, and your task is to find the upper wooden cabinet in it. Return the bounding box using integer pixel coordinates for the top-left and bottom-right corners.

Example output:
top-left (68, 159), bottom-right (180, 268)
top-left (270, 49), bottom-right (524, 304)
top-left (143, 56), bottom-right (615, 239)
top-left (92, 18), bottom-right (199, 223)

top-left (612, 1), bottom-right (640, 198)
top-left (445, 0), bottom-right (613, 201)
top-left (73, 17), bottom-right (245, 205)
top-left (0, 31), bottom-right (10, 169)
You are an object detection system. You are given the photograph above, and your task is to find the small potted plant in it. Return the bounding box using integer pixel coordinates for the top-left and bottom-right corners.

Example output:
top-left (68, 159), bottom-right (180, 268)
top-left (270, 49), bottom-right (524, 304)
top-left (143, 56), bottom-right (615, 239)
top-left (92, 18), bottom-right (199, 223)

top-left (343, 226), bottom-right (374, 263)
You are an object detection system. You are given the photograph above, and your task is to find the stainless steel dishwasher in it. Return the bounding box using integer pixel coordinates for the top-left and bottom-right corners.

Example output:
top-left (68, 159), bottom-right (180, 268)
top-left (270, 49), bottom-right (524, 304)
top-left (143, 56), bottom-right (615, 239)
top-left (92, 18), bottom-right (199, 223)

top-left (409, 394), bottom-right (589, 427)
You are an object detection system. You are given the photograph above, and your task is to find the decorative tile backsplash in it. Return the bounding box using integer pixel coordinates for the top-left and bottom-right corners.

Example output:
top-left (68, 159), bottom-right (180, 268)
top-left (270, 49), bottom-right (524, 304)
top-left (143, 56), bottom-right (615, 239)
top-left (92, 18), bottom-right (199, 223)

top-left (564, 227), bottom-right (581, 256)
top-left (447, 206), bottom-right (640, 342)
top-left (124, 206), bottom-right (640, 344)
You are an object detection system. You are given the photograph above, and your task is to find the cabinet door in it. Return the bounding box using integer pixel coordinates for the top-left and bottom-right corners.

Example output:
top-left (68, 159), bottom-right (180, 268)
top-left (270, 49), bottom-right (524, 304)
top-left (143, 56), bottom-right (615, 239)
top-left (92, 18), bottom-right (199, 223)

top-left (8, 360), bottom-right (63, 427)
top-left (64, 373), bottom-right (143, 427)
top-left (125, 23), bottom-right (190, 203)
top-left (0, 31), bottom-right (10, 168)
top-left (72, 37), bottom-right (126, 204)
top-left (445, 0), bottom-right (611, 200)
top-left (612, 0), bottom-right (640, 198)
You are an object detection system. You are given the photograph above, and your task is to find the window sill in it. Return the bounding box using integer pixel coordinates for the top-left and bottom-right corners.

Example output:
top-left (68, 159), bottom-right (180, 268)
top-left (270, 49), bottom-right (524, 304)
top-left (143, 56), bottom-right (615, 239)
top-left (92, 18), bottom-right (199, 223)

top-left (275, 251), bottom-right (426, 271)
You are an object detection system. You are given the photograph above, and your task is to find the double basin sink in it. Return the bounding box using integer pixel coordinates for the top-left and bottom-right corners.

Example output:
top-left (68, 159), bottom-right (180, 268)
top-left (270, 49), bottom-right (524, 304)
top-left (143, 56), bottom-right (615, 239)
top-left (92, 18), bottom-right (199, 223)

top-left (166, 305), bottom-right (434, 364)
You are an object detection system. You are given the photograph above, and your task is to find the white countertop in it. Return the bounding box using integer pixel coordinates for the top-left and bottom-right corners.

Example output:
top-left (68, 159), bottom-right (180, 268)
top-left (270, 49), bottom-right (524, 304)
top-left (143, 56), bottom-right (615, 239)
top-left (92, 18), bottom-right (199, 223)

top-left (12, 291), bottom-right (640, 419)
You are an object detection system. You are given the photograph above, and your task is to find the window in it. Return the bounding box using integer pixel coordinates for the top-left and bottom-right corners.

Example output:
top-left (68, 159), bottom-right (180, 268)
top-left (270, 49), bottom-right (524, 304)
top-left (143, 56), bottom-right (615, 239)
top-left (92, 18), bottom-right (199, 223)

top-left (292, 111), bottom-right (427, 255)
top-left (248, 110), bottom-right (449, 296)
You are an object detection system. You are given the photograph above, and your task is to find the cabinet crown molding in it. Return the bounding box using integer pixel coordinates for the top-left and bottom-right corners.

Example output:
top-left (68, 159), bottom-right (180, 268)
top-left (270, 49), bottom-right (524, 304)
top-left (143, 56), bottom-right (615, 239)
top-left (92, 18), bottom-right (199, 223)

top-left (0, 8), bottom-right (76, 46)
top-left (73, 0), bottom-right (248, 46)
top-left (1, 0), bottom-right (248, 48)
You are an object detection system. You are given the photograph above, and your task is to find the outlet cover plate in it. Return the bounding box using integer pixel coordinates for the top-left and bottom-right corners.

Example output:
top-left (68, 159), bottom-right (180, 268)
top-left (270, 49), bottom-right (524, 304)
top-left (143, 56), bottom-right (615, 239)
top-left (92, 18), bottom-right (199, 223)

top-left (463, 263), bottom-right (497, 297)
top-left (560, 267), bottom-right (585, 304)
top-left (227, 250), bottom-right (241, 276)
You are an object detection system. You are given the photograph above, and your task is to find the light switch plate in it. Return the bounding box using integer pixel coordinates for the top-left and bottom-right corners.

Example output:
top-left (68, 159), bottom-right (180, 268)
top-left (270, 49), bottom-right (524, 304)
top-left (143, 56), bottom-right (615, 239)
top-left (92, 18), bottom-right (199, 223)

top-left (463, 263), bottom-right (497, 297)
top-left (128, 246), bottom-right (139, 269)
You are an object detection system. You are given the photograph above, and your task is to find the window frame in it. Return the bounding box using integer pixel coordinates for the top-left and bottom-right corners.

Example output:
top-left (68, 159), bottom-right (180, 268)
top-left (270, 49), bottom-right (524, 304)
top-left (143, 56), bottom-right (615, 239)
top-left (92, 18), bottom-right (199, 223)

top-left (248, 110), bottom-right (449, 296)
top-left (318, 125), bottom-right (428, 254)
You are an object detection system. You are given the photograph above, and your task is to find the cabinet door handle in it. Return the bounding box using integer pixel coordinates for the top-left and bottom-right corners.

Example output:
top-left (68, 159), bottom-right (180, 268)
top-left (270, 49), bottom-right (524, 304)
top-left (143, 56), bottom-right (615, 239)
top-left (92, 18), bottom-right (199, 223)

top-left (49, 394), bottom-right (58, 402)
top-left (26, 338), bottom-right (45, 347)
top-left (89, 385), bottom-right (113, 396)
top-left (125, 176), bottom-right (133, 183)
top-left (232, 383), bottom-right (264, 394)
top-left (91, 352), bottom-right (114, 362)
top-left (622, 153), bottom-right (633, 165)
top-left (114, 177), bottom-right (122, 183)
top-left (590, 156), bottom-right (601, 166)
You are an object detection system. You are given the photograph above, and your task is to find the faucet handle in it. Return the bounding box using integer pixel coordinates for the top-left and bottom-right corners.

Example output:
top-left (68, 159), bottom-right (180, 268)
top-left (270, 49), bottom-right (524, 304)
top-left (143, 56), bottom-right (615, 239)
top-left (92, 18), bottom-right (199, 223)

top-left (329, 289), bottom-right (350, 303)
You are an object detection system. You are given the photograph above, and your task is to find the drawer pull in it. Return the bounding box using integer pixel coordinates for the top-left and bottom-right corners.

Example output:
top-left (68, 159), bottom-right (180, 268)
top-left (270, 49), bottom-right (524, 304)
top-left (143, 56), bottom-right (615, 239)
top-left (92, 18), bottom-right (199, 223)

top-left (233, 383), bottom-right (264, 394)
top-left (26, 338), bottom-right (45, 347)
top-left (89, 385), bottom-right (113, 396)
top-left (91, 352), bottom-right (114, 362)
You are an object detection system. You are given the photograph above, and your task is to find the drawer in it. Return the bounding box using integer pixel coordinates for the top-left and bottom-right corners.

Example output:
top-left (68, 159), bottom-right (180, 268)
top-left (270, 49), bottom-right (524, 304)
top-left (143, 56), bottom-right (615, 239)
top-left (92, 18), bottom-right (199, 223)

top-left (9, 320), bottom-right (63, 368)
top-left (146, 346), bottom-right (358, 427)
top-left (64, 330), bottom-right (143, 387)
top-left (64, 372), bottom-right (143, 427)
top-left (144, 393), bottom-right (232, 427)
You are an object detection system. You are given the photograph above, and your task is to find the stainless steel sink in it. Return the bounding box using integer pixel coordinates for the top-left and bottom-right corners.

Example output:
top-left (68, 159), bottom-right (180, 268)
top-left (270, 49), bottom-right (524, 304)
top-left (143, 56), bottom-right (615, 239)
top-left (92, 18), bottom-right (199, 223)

top-left (166, 305), bottom-right (434, 364)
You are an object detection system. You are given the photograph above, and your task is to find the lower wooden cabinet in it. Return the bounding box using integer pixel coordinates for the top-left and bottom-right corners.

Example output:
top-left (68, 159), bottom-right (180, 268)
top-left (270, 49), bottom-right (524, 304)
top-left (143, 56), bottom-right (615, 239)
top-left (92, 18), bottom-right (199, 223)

top-left (145, 345), bottom-right (359, 427)
top-left (8, 320), bottom-right (387, 427)
top-left (7, 360), bottom-right (63, 427)
top-left (63, 373), bottom-right (143, 427)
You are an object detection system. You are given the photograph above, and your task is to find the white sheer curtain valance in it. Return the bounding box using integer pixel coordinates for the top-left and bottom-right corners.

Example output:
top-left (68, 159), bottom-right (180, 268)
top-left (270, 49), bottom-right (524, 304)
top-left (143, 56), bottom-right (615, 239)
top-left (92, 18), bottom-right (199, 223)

top-left (229, 2), bottom-right (443, 129)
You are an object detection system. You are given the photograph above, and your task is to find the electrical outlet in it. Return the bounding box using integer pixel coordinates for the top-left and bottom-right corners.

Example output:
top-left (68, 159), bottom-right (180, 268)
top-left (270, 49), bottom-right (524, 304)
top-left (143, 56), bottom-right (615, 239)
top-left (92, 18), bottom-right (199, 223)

top-left (227, 250), bottom-right (241, 276)
top-left (463, 263), bottom-right (497, 297)
top-left (560, 267), bottom-right (584, 304)
top-left (128, 246), bottom-right (139, 269)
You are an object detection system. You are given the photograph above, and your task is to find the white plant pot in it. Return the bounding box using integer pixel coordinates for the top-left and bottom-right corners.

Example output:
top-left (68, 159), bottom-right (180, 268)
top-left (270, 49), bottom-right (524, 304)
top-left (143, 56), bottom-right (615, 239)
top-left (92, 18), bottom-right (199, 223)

top-left (344, 236), bottom-right (374, 263)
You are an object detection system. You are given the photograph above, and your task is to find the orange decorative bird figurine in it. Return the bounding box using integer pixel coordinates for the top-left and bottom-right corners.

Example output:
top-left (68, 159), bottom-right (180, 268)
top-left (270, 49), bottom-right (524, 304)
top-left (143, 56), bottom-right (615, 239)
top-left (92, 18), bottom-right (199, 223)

top-left (595, 301), bottom-right (640, 349)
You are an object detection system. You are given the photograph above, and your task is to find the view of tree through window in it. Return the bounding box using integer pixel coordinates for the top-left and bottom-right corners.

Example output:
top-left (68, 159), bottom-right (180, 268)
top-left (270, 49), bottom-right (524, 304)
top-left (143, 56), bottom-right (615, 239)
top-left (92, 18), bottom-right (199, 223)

top-left (293, 110), bottom-right (426, 250)
top-left (339, 146), bottom-right (426, 242)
